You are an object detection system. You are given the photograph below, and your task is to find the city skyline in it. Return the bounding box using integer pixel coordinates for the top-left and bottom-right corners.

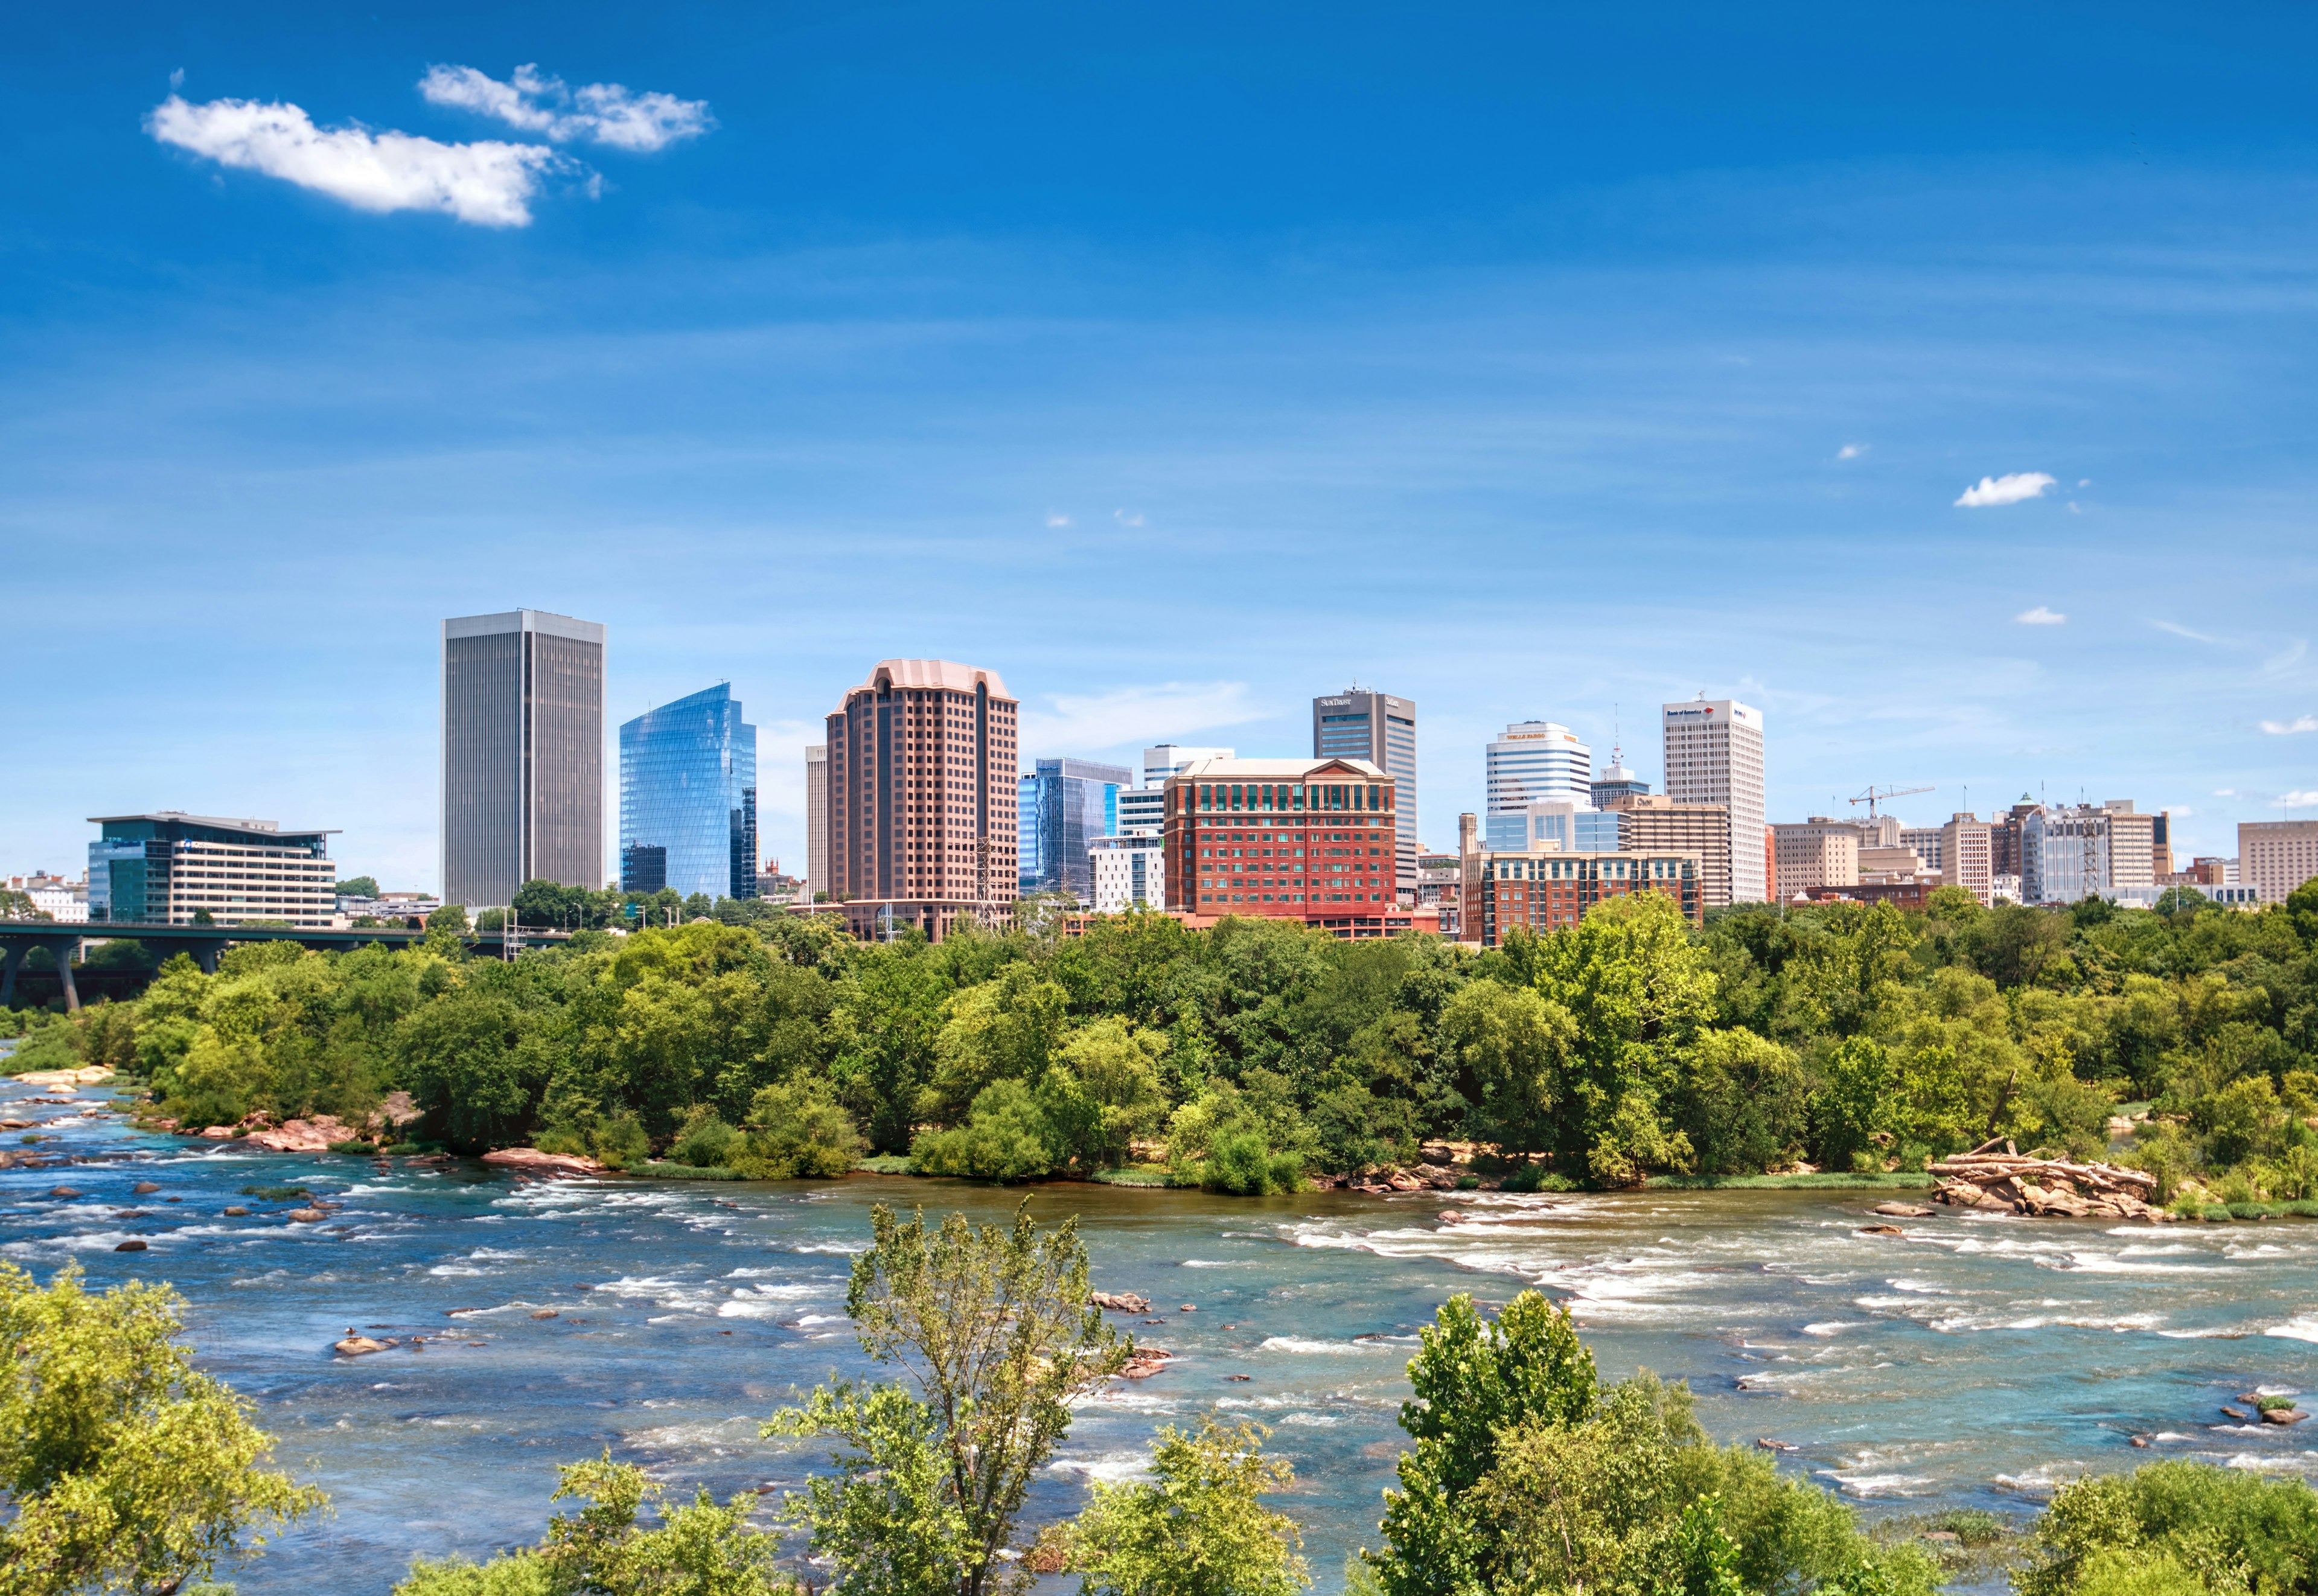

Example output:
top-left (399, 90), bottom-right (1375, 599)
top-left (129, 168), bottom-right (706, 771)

top-left (6, 5), bottom-right (2317, 889)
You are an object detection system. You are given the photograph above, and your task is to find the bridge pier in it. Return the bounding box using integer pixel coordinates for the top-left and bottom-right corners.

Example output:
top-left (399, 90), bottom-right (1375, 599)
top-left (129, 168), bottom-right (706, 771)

top-left (45, 936), bottom-right (82, 1012)
top-left (0, 943), bottom-right (21, 1007)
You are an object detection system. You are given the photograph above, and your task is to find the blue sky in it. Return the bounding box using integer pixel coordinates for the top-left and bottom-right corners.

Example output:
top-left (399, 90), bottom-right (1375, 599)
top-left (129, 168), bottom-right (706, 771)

top-left (5, 1), bottom-right (2316, 891)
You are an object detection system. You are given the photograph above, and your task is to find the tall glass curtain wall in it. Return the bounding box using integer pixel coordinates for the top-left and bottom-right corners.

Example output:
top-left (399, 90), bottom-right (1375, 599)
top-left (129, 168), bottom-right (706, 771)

top-left (1020, 759), bottom-right (1127, 901)
top-left (619, 685), bottom-right (759, 901)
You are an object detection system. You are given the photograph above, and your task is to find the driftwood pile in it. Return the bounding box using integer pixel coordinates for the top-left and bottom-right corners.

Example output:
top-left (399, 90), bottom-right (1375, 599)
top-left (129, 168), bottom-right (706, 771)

top-left (1930, 1138), bottom-right (2171, 1220)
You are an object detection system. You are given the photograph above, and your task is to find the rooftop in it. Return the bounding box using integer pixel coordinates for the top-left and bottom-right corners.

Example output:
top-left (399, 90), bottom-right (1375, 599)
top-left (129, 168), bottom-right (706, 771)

top-left (836, 659), bottom-right (1012, 709)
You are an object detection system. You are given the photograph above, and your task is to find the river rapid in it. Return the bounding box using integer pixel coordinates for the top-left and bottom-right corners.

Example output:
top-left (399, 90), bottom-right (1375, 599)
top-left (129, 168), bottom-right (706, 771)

top-left (6, 1069), bottom-right (2318, 1594)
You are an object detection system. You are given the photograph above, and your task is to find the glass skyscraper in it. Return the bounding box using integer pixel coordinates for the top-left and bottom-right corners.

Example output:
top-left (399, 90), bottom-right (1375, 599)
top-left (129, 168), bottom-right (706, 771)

top-left (1017, 758), bottom-right (1131, 902)
top-left (619, 684), bottom-right (759, 901)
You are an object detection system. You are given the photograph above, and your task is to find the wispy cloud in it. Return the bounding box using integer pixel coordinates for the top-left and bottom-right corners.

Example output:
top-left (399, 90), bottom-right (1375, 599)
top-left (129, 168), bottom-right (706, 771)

top-left (1836, 443), bottom-right (1867, 460)
top-left (145, 94), bottom-right (568, 225)
top-left (2153, 619), bottom-right (2221, 643)
top-left (2265, 640), bottom-right (2308, 675)
top-left (2215, 788), bottom-right (2238, 798)
top-left (2014, 605), bottom-right (2066, 625)
top-left (2169, 806), bottom-right (2195, 818)
top-left (1113, 508), bottom-right (1145, 528)
top-left (2261, 714), bottom-right (2318, 735)
top-left (418, 65), bottom-right (712, 152)
top-left (1044, 511), bottom-right (1071, 528)
top-left (1956, 471), bottom-right (2057, 508)
top-left (1019, 681), bottom-right (1265, 755)
top-left (2285, 791), bottom-right (2318, 808)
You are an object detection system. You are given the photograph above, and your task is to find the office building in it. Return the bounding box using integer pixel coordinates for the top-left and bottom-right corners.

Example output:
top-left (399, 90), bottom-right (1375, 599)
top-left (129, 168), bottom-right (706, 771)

top-left (1487, 721), bottom-right (1592, 814)
top-left (441, 610), bottom-right (605, 908)
top-left (1090, 835), bottom-right (1167, 913)
top-left (1662, 699), bottom-right (1766, 902)
top-left (1937, 814), bottom-right (1995, 906)
top-left (1020, 758), bottom-right (1133, 901)
top-left (1610, 796), bottom-right (1733, 909)
top-left (1164, 756), bottom-right (1400, 933)
top-left (1466, 846), bottom-right (1703, 946)
top-left (1416, 850), bottom-right (1461, 908)
top-left (1117, 744), bottom-right (1236, 837)
top-left (1990, 796), bottom-right (2040, 883)
top-left (2022, 803), bottom-right (2112, 905)
top-left (1486, 800), bottom-right (1622, 854)
top-left (804, 744), bottom-right (828, 902)
top-left (1772, 818), bottom-right (1860, 897)
top-left (88, 812), bottom-right (337, 928)
top-left (1859, 843), bottom-right (1929, 881)
top-left (1314, 691), bottom-right (1419, 900)
top-left (2153, 811), bottom-right (2174, 881)
top-left (1146, 744), bottom-right (1236, 786)
top-left (1900, 826), bottom-right (1945, 874)
top-left (2241, 820), bottom-right (2318, 905)
top-left (2104, 802), bottom-right (2156, 889)
top-left (619, 683), bottom-right (758, 901)
top-left (820, 659), bottom-right (1018, 941)
top-left (1590, 758), bottom-right (1650, 808)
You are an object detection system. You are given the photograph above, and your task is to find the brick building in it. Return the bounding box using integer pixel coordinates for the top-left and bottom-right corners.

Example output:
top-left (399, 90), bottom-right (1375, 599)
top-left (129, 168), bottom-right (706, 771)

top-left (820, 659), bottom-right (1018, 942)
top-left (1466, 846), bottom-right (1703, 946)
top-left (1163, 756), bottom-right (1403, 934)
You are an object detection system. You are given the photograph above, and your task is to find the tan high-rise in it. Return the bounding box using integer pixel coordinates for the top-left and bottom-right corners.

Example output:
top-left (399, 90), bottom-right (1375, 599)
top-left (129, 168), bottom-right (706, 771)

top-left (1604, 793), bottom-right (1732, 909)
top-left (1772, 818), bottom-right (1860, 897)
top-left (2241, 819), bottom-right (2318, 905)
top-left (1938, 813), bottom-right (1994, 906)
top-left (822, 660), bottom-right (1018, 942)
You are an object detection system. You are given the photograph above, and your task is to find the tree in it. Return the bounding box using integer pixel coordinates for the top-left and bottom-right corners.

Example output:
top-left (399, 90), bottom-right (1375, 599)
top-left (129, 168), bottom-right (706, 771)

top-left (1053, 1418), bottom-right (1309, 1596)
top-left (395, 1452), bottom-right (791, 1596)
top-left (767, 1203), bottom-right (1129, 1596)
top-left (0, 887), bottom-right (48, 922)
top-left (336, 875), bottom-right (382, 900)
top-left (0, 1263), bottom-right (323, 1594)
top-left (1435, 980), bottom-right (1575, 1155)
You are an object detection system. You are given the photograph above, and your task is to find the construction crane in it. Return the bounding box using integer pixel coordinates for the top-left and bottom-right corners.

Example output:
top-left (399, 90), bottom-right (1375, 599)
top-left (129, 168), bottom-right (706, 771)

top-left (1850, 784), bottom-right (1933, 819)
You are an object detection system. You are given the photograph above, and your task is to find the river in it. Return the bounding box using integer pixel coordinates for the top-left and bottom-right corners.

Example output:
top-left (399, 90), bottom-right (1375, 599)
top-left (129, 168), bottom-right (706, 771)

top-left (5, 1068), bottom-right (2317, 1594)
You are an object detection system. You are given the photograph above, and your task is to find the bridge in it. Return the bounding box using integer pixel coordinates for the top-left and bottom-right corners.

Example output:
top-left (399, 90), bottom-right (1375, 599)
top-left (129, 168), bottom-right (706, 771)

top-left (0, 921), bottom-right (569, 1010)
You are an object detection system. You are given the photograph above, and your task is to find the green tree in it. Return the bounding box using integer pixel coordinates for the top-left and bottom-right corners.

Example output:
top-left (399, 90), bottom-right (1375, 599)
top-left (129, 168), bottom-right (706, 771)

top-left (733, 1078), bottom-right (863, 1178)
top-left (1435, 979), bottom-right (1576, 1155)
top-left (395, 1452), bottom-right (790, 1596)
top-left (767, 1204), bottom-right (1129, 1596)
top-left (0, 1263), bottom-right (323, 1595)
top-left (1053, 1418), bottom-right (1309, 1596)
top-left (336, 875), bottom-right (382, 899)
top-left (2017, 1460), bottom-right (2318, 1596)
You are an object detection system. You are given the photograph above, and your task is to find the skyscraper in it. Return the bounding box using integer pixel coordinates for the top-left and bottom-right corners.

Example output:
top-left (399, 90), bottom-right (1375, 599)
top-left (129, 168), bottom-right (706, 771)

top-left (1118, 744), bottom-right (1236, 835)
top-left (1018, 757), bottom-right (1132, 902)
top-left (619, 684), bottom-right (758, 902)
top-left (441, 610), bottom-right (605, 908)
top-left (1313, 691), bottom-right (1417, 899)
top-left (1483, 721), bottom-right (1594, 851)
top-left (804, 744), bottom-right (828, 902)
top-left (820, 659), bottom-right (1018, 941)
top-left (1661, 698), bottom-right (1765, 903)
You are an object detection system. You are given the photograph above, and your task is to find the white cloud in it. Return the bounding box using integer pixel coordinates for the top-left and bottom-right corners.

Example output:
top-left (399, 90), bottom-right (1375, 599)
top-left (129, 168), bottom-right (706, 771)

top-left (1045, 512), bottom-right (1071, 528)
top-left (2169, 806), bottom-right (2195, 818)
top-left (2261, 715), bottom-right (2318, 735)
top-left (1114, 509), bottom-right (1145, 528)
top-left (2285, 791), bottom-right (2318, 808)
top-left (1836, 443), bottom-right (1866, 460)
top-left (2014, 605), bottom-right (2066, 625)
top-left (2078, 478), bottom-right (2092, 487)
top-left (1019, 681), bottom-right (1265, 755)
top-left (1956, 471), bottom-right (2057, 508)
top-left (420, 64), bottom-right (712, 152)
top-left (146, 94), bottom-right (567, 226)
top-left (2215, 788), bottom-right (2237, 797)
top-left (2154, 620), bottom-right (2220, 643)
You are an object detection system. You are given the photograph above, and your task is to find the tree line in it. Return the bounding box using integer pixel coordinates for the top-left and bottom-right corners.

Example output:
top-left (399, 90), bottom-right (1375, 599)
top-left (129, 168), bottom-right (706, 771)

top-left (8, 882), bottom-right (2318, 1198)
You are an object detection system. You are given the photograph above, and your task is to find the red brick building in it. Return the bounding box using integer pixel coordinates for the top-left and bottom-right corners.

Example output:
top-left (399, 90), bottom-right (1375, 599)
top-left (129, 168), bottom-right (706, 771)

top-left (1466, 846), bottom-right (1704, 946)
top-left (821, 659), bottom-right (1018, 942)
top-left (1163, 757), bottom-right (1407, 935)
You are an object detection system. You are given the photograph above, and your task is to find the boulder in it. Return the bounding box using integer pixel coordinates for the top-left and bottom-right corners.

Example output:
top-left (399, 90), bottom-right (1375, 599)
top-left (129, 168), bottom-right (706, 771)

top-left (246, 1117), bottom-right (352, 1154)
top-left (2262, 1407), bottom-right (2308, 1425)
top-left (1118, 1347), bottom-right (1174, 1379)
top-left (222, 1205), bottom-right (249, 1216)
top-left (48, 1186), bottom-right (81, 1199)
top-left (1090, 1291), bottom-right (1151, 1314)
top-left (132, 1181), bottom-right (161, 1195)
top-left (113, 1239), bottom-right (148, 1252)
top-left (197, 1126), bottom-right (238, 1140)
top-left (482, 1147), bottom-right (608, 1177)
top-left (285, 1207), bottom-right (327, 1222)
top-left (14, 1066), bottom-right (113, 1087)
top-left (334, 1335), bottom-right (395, 1357)
top-left (1385, 1172), bottom-right (1422, 1192)
top-left (1873, 1202), bottom-right (1935, 1218)
top-left (1857, 1224), bottom-right (1905, 1237)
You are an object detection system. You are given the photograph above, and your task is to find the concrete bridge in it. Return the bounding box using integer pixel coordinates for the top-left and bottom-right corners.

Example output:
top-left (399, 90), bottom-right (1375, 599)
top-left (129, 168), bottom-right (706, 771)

top-left (0, 921), bottom-right (567, 1010)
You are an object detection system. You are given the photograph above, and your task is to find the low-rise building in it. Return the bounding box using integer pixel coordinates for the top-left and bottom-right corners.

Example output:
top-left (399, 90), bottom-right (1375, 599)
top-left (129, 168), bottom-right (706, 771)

top-left (1090, 835), bottom-right (1167, 913)
top-left (5, 873), bottom-right (89, 922)
top-left (2240, 820), bottom-right (2318, 905)
top-left (88, 812), bottom-right (338, 928)
top-left (1467, 846), bottom-right (1703, 945)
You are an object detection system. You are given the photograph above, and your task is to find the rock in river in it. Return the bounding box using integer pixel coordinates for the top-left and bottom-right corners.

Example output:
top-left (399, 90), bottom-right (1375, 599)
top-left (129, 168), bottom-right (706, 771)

top-left (114, 1239), bottom-right (148, 1252)
top-left (286, 1207), bottom-right (327, 1222)
top-left (334, 1334), bottom-right (395, 1356)
top-left (1873, 1202), bottom-right (1935, 1218)
top-left (132, 1180), bottom-right (161, 1195)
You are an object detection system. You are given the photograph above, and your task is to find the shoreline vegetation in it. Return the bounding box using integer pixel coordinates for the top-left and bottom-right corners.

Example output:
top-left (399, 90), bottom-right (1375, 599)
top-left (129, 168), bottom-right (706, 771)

top-left (4, 881), bottom-right (2316, 1214)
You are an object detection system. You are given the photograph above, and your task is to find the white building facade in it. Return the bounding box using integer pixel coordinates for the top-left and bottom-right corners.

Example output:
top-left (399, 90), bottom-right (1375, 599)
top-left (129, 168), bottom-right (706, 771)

top-left (1486, 722), bottom-right (1593, 816)
top-left (1090, 835), bottom-right (1169, 913)
top-left (1662, 699), bottom-right (1766, 903)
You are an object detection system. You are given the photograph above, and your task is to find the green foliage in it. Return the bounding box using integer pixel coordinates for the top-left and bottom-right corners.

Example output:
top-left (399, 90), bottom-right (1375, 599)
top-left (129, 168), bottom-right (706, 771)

top-left (336, 876), bottom-right (381, 900)
top-left (1053, 1418), bottom-right (1309, 1596)
top-left (768, 1204), bottom-right (1129, 1596)
top-left (1367, 1290), bottom-right (1930, 1596)
top-left (733, 1079), bottom-right (864, 1178)
top-left (393, 1451), bottom-right (790, 1596)
top-left (912, 1080), bottom-right (1060, 1182)
top-left (2017, 1461), bottom-right (2318, 1596)
top-left (0, 1263), bottom-right (324, 1595)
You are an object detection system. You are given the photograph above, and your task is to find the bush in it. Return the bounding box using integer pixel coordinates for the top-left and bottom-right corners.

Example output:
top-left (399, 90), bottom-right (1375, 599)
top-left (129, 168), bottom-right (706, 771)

top-left (733, 1079), bottom-right (863, 1179)
top-left (1202, 1130), bottom-right (1304, 1196)
top-left (667, 1105), bottom-right (739, 1169)
top-left (2017, 1460), bottom-right (2318, 1596)
top-left (912, 1079), bottom-right (1058, 1182)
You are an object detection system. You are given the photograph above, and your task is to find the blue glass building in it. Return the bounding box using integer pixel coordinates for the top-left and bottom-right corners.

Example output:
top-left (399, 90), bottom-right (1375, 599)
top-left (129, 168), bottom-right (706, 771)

top-left (1485, 801), bottom-right (1622, 854)
top-left (619, 684), bottom-right (759, 900)
top-left (1017, 758), bottom-right (1132, 902)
